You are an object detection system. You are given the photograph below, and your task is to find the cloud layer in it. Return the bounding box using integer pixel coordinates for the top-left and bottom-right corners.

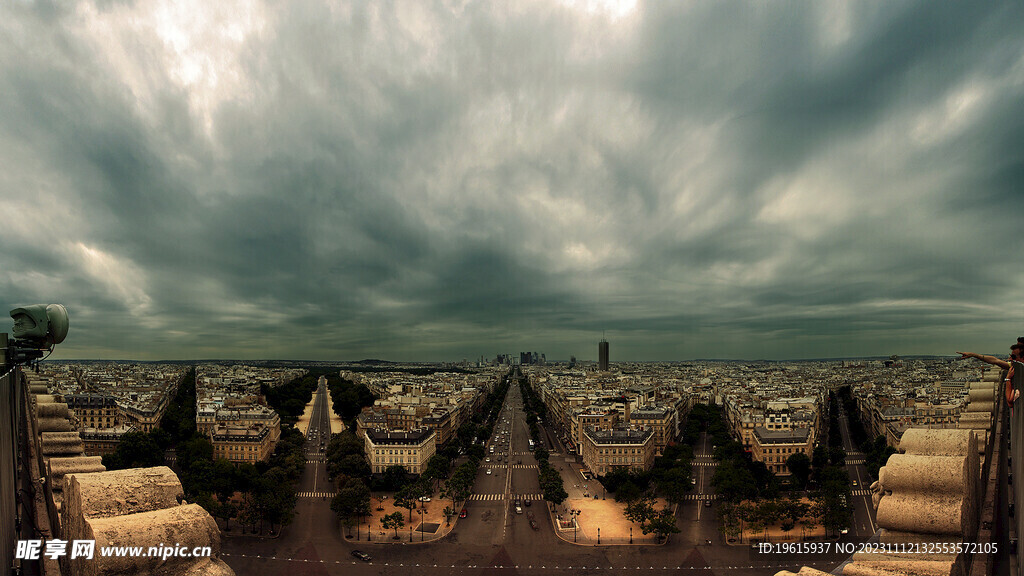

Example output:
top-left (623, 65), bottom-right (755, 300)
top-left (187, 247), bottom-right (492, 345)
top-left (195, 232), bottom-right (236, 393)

top-left (2, 0), bottom-right (1022, 361)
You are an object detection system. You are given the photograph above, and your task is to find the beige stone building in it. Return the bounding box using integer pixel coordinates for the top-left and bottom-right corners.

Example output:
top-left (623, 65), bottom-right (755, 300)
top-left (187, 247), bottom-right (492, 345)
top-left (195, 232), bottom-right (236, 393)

top-left (65, 393), bottom-right (121, 429)
top-left (79, 425), bottom-right (135, 456)
top-left (750, 426), bottom-right (813, 475)
top-left (198, 403), bottom-right (281, 448)
top-left (365, 428), bottom-right (437, 474)
top-left (629, 406), bottom-right (676, 456)
top-left (580, 426), bottom-right (656, 476)
top-left (210, 423), bottom-right (275, 463)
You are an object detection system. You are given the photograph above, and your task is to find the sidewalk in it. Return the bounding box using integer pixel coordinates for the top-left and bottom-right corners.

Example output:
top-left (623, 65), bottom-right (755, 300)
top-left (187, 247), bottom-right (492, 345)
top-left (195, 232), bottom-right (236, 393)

top-left (361, 492), bottom-right (460, 544)
top-left (547, 451), bottom-right (664, 546)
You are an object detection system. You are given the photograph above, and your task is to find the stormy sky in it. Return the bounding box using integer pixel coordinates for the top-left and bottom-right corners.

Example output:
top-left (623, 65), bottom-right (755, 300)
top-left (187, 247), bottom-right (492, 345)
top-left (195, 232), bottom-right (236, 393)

top-left (2, 0), bottom-right (1022, 362)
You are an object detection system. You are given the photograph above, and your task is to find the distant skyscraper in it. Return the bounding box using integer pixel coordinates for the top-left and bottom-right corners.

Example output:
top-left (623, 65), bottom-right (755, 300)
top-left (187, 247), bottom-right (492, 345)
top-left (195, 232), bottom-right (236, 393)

top-left (599, 339), bottom-right (609, 371)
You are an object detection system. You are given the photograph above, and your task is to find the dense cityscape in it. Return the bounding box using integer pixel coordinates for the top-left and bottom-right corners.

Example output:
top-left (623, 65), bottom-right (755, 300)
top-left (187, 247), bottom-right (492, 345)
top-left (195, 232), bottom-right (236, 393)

top-left (2, 337), bottom-right (1009, 575)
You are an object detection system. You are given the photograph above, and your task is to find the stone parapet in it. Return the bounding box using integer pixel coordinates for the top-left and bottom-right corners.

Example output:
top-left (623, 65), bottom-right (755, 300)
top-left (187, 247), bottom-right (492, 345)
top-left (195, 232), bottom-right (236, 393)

top-left (68, 503), bottom-right (231, 576)
top-left (37, 402), bottom-right (70, 419)
top-left (61, 467), bottom-right (234, 576)
top-left (37, 416), bottom-right (73, 432)
top-left (40, 431), bottom-right (85, 456)
top-left (62, 466), bottom-right (183, 525)
top-left (773, 567), bottom-right (832, 576)
top-left (48, 456), bottom-right (105, 487)
top-left (842, 561), bottom-right (961, 576)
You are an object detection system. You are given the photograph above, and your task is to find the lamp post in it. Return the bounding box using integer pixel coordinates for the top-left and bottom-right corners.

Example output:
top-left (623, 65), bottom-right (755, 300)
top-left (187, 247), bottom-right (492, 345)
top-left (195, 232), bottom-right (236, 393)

top-left (597, 527), bottom-right (600, 544)
top-left (630, 526), bottom-right (633, 544)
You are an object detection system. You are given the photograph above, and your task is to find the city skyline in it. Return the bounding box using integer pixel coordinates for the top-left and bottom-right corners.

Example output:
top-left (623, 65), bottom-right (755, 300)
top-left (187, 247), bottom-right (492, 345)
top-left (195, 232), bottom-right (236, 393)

top-left (2, 1), bottom-right (1022, 362)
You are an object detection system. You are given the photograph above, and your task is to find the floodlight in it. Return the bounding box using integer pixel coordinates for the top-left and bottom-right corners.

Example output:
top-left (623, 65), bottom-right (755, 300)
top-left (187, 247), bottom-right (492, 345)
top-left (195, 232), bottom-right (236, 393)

top-left (6, 303), bottom-right (69, 366)
top-left (10, 304), bottom-right (68, 345)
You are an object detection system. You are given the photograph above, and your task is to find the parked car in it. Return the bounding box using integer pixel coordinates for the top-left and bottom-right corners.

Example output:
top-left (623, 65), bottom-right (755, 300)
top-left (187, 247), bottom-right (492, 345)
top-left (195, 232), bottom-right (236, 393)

top-left (418, 496), bottom-right (431, 502)
top-left (351, 550), bottom-right (371, 562)
top-left (459, 508), bottom-right (468, 518)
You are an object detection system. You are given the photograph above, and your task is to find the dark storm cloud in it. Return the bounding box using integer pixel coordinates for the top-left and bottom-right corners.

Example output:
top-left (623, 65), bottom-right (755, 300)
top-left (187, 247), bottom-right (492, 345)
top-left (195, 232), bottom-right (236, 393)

top-left (1, 0), bottom-right (1022, 361)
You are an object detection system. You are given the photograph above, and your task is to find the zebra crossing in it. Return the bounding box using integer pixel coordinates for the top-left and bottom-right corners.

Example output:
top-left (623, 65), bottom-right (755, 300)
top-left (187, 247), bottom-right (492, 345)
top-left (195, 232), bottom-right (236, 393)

top-left (681, 494), bottom-right (721, 501)
top-left (468, 493), bottom-right (544, 501)
top-left (692, 461), bottom-right (718, 467)
top-left (846, 459), bottom-right (865, 465)
top-left (508, 464), bottom-right (538, 469)
top-left (298, 491), bottom-right (338, 498)
top-left (852, 489), bottom-right (871, 497)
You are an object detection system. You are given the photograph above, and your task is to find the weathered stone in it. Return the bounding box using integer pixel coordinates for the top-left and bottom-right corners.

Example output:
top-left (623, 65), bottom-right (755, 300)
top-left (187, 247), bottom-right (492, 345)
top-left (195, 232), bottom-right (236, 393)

top-left (883, 455), bottom-right (967, 493)
top-left (843, 559), bottom-right (959, 576)
top-left (62, 467), bottom-right (183, 530)
top-left (37, 416), bottom-right (72, 432)
top-left (877, 493), bottom-right (967, 534)
top-left (899, 429), bottom-right (973, 457)
top-left (963, 401), bottom-right (993, 414)
top-left (41, 431), bottom-right (85, 456)
top-left (70, 504), bottom-right (221, 576)
top-left (36, 402), bottom-right (70, 418)
top-left (47, 456), bottom-right (104, 488)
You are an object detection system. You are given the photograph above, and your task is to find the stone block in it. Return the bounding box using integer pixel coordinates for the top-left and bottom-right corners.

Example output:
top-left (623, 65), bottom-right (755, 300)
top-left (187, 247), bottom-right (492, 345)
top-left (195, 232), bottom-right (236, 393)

top-left (48, 456), bottom-right (105, 488)
top-left (41, 432), bottom-right (85, 456)
top-left (69, 504), bottom-right (221, 576)
top-left (37, 402), bottom-right (70, 419)
top-left (963, 401), bottom-right (993, 414)
top-left (843, 559), bottom-right (959, 576)
top-left (37, 417), bottom-right (72, 432)
top-left (899, 429), bottom-right (974, 457)
top-left (63, 466), bottom-right (183, 523)
top-left (876, 493), bottom-right (966, 535)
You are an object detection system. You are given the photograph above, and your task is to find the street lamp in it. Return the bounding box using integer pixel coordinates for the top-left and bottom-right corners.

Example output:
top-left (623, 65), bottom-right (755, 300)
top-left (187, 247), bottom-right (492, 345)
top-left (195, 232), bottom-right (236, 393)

top-left (630, 526), bottom-right (633, 544)
top-left (597, 527), bottom-right (600, 544)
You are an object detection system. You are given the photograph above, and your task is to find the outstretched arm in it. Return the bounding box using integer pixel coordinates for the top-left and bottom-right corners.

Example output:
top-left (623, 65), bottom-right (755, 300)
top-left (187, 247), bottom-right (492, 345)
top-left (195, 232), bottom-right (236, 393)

top-left (958, 351), bottom-right (1011, 370)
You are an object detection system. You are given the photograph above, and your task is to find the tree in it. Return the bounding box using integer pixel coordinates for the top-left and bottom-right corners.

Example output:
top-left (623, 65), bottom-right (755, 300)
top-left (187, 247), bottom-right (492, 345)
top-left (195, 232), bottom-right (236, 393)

top-left (377, 465), bottom-right (410, 492)
top-left (382, 511), bottom-right (405, 539)
top-left (102, 431), bottom-right (164, 470)
top-left (786, 453), bottom-right (811, 490)
top-left (711, 460), bottom-right (757, 503)
top-left (539, 466), bottom-right (567, 506)
top-left (615, 480), bottom-right (642, 503)
top-left (395, 488), bottom-right (416, 522)
top-left (828, 447), bottom-right (846, 466)
top-left (624, 494), bottom-right (656, 526)
top-left (332, 479), bottom-right (371, 536)
top-left (646, 509), bottom-right (680, 540)
top-left (424, 455), bottom-right (450, 491)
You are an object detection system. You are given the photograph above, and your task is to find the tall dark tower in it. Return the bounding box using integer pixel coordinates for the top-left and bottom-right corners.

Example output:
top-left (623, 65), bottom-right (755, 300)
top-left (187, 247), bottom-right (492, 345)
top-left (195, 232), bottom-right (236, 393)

top-left (599, 338), bottom-right (609, 371)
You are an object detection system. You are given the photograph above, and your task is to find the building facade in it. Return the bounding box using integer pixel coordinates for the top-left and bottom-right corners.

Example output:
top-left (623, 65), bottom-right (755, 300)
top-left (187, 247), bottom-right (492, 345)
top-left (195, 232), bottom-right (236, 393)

top-left (364, 428), bottom-right (437, 475)
top-left (580, 426), bottom-right (655, 476)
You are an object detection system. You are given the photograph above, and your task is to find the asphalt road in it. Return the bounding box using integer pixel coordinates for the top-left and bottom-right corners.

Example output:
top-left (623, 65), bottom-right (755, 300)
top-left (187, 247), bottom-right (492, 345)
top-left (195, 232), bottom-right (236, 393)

top-left (836, 408), bottom-right (879, 538)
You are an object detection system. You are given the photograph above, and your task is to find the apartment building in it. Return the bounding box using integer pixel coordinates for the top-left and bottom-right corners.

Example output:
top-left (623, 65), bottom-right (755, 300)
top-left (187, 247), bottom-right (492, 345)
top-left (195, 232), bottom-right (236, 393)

top-left (580, 426), bottom-right (656, 476)
top-left (210, 423), bottom-right (275, 464)
top-left (65, 393), bottom-right (121, 429)
top-left (750, 426), bottom-right (813, 475)
top-left (364, 428), bottom-right (437, 474)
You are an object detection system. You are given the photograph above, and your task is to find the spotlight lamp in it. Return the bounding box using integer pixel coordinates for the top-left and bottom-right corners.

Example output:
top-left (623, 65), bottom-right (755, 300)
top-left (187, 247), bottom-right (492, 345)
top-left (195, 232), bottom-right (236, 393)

top-left (6, 304), bottom-right (69, 366)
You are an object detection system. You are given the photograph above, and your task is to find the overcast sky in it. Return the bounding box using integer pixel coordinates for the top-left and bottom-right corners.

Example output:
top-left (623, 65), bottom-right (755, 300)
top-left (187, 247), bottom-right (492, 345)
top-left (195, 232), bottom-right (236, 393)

top-left (2, 1), bottom-right (1022, 362)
